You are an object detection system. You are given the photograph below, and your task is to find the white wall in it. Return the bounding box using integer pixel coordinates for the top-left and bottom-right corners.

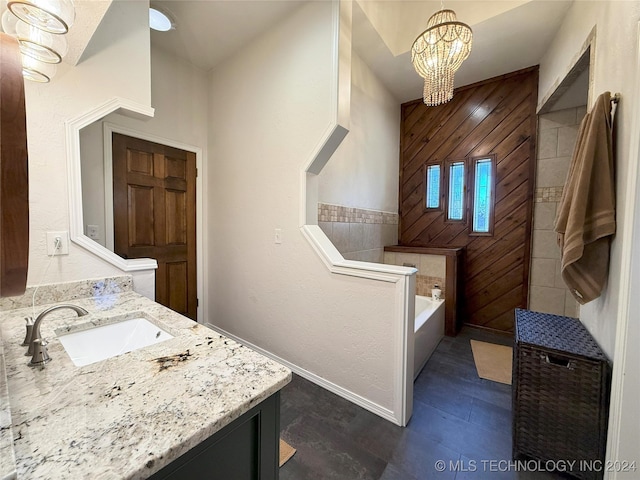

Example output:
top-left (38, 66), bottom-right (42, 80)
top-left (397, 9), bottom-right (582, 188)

top-left (318, 51), bottom-right (400, 213)
top-left (25, 0), bottom-right (151, 286)
top-left (619, 111), bottom-right (640, 477)
top-left (539, 1), bottom-right (639, 361)
top-left (79, 122), bottom-right (106, 246)
top-left (538, 1), bottom-right (640, 474)
top-left (208, 2), bottom-right (403, 416)
top-left (107, 47), bottom-right (209, 149)
top-left (77, 47), bottom-right (209, 249)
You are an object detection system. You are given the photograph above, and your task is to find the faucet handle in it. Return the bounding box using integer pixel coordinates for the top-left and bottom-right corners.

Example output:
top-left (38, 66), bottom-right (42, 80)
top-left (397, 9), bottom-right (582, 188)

top-left (29, 339), bottom-right (51, 367)
top-left (21, 317), bottom-right (34, 346)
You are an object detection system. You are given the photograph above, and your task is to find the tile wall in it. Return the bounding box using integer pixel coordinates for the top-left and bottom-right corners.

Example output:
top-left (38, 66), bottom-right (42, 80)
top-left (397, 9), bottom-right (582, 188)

top-left (530, 106), bottom-right (586, 317)
top-left (318, 203), bottom-right (398, 263)
top-left (383, 252), bottom-right (446, 298)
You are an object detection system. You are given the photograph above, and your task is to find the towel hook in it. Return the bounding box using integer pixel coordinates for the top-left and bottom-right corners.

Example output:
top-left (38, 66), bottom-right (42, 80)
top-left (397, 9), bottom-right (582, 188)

top-left (611, 93), bottom-right (621, 104)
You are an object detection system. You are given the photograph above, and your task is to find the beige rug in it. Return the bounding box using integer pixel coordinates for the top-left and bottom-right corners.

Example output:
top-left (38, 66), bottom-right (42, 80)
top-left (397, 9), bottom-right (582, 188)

top-left (279, 439), bottom-right (296, 467)
top-left (470, 340), bottom-right (513, 385)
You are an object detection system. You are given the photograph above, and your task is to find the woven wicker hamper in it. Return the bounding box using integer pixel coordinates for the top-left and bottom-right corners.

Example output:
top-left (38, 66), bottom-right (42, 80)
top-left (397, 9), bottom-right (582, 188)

top-left (513, 309), bottom-right (611, 480)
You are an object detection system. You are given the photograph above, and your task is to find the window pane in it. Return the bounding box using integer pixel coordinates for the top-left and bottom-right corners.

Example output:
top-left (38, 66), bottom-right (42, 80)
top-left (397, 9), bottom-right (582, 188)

top-left (448, 162), bottom-right (465, 220)
top-left (425, 165), bottom-right (440, 209)
top-left (473, 159), bottom-right (492, 233)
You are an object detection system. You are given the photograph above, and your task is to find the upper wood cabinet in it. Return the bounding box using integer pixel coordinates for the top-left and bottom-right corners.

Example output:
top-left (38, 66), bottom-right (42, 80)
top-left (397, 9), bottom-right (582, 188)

top-left (0, 33), bottom-right (29, 297)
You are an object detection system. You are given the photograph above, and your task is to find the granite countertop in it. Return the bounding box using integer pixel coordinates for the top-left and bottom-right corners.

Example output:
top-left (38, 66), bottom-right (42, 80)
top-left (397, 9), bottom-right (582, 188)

top-left (0, 283), bottom-right (291, 479)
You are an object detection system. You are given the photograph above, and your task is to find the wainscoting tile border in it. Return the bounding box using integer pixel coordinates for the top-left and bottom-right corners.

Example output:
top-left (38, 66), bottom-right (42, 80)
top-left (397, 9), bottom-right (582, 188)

top-left (535, 186), bottom-right (564, 203)
top-left (318, 203), bottom-right (398, 225)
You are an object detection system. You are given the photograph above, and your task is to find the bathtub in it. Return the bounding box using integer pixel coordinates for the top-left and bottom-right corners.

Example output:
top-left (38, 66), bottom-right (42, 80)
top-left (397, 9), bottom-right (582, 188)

top-left (413, 295), bottom-right (445, 380)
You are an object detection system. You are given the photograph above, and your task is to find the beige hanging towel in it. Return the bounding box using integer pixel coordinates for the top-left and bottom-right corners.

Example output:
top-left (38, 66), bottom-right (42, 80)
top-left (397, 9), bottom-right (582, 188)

top-left (554, 91), bottom-right (616, 304)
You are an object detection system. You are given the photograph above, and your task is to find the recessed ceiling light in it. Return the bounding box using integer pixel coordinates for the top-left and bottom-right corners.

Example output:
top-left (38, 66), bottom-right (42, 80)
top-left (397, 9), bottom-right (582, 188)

top-left (149, 7), bottom-right (173, 32)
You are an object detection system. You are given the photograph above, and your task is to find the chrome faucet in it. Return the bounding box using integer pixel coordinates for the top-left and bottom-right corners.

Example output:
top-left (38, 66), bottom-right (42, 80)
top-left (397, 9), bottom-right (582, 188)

top-left (26, 304), bottom-right (89, 367)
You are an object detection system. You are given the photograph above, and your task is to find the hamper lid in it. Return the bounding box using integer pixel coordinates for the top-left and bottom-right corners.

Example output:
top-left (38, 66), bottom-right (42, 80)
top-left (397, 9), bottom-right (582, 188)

top-left (515, 309), bottom-right (608, 361)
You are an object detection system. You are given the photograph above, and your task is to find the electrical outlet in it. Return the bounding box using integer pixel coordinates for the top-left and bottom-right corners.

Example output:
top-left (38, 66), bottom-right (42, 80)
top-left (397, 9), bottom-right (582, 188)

top-left (274, 228), bottom-right (282, 244)
top-left (46, 231), bottom-right (69, 255)
top-left (86, 225), bottom-right (99, 241)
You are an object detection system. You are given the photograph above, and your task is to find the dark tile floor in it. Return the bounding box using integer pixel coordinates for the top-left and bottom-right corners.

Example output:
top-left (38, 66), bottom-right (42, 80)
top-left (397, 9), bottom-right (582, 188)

top-left (279, 327), bottom-right (566, 480)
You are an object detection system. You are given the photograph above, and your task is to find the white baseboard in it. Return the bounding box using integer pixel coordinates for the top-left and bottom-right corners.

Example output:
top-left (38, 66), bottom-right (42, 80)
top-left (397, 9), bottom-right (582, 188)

top-left (205, 322), bottom-right (400, 425)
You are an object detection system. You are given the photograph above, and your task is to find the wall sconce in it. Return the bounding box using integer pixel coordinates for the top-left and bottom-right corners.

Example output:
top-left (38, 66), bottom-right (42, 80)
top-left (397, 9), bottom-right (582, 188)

top-left (7, 0), bottom-right (75, 33)
top-left (20, 51), bottom-right (57, 82)
top-left (1, 0), bottom-right (75, 82)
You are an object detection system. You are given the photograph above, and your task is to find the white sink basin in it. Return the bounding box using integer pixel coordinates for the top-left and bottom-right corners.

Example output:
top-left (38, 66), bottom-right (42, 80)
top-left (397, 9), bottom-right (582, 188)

top-left (58, 318), bottom-right (173, 366)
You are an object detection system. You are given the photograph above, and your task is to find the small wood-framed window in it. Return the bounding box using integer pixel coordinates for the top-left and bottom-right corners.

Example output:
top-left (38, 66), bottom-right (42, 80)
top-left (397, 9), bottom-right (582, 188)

top-left (445, 159), bottom-right (467, 223)
top-left (470, 155), bottom-right (496, 235)
top-left (424, 162), bottom-right (443, 210)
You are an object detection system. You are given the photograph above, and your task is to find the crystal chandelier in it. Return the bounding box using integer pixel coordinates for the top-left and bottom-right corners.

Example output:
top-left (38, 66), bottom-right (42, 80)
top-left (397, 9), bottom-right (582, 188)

top-left (411, 8), bottom-right (473, 106)
top-left (1, 0), bottom-right (76, 83)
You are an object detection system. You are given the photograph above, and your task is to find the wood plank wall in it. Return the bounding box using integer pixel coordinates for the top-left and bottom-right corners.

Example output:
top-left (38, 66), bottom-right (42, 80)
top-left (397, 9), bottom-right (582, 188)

top-left (399, 67), bottom-right (538, 332)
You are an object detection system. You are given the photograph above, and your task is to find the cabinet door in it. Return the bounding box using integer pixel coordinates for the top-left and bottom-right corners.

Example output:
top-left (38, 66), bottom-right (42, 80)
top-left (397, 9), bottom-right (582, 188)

top-left (149, 393), bottom-right (280, 480)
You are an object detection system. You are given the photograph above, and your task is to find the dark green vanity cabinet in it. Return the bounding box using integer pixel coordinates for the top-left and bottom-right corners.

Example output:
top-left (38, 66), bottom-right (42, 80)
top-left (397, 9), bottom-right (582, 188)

top-left (148, 392), bottom-right (281, 480)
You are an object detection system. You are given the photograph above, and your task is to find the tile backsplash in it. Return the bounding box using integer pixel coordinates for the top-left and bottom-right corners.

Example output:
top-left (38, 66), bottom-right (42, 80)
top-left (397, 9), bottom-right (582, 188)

top-left (0, 276), bottom-right (133, 311)
top-left (318, 203), bottom-right (398, 264)
top-left (383, 251), bottom-right (446, 298)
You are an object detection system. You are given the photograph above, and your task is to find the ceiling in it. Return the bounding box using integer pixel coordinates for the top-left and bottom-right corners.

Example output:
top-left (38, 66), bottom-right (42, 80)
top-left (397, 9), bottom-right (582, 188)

top-left (149, 0), bottom-right (574, 103)
top-left (352, 0), bottom-right (573, 103)
top-left (150, 0), bottom-right (306, 70)
top-left (0, 0), bottom-right (575, 102)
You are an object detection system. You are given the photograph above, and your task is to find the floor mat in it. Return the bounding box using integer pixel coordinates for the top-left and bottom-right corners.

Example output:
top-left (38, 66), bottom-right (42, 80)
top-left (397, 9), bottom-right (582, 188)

top-left (470, 340), bottom-right (513, 385)
top-left (279, 439), bottom-right (296, 467)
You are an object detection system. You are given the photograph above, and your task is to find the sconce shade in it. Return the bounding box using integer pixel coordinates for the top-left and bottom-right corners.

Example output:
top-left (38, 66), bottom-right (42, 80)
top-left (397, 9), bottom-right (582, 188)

top-left (2, 0), bottom-right (75, 82)
top-left (411, 9), bottom-right (472, 106)
top-left (2, 10), bottom-right (68, 64)
top-left (7, 0), bottom-right (75, 34)
top-left (20, 54), bottom-right (57, 82)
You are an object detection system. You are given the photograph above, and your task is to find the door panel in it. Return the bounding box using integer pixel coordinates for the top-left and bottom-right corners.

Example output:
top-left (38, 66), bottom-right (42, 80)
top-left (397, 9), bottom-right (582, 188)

top-left (165, 190), bottom-right (187, 245)
top-left (165, 155), bottom-right (186, 180)
top-left (128, 185), bottom-right (155, 247)
top-left (127, 149), bottom-right (154, 176)
top-left (113, 133), bottom-right (197, 320)
top-left (166, 261), bottom-right (188, 315)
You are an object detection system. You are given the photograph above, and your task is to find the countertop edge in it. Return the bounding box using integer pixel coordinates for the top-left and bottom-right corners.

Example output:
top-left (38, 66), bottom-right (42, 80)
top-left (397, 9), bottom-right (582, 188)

top-left (0, 345), bottom-right (16, 480)
top-left (0, 291), bottom-right (292, 479)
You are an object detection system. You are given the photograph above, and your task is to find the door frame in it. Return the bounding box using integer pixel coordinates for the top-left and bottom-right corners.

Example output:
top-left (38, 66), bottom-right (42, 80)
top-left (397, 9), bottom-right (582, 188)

top-left (103, 122), bottom-right (205, 323)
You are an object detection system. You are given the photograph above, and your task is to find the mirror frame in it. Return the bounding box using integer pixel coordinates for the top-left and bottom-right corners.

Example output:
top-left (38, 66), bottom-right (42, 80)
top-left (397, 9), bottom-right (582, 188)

top-left (66, 97), bottom-right (158, 272)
